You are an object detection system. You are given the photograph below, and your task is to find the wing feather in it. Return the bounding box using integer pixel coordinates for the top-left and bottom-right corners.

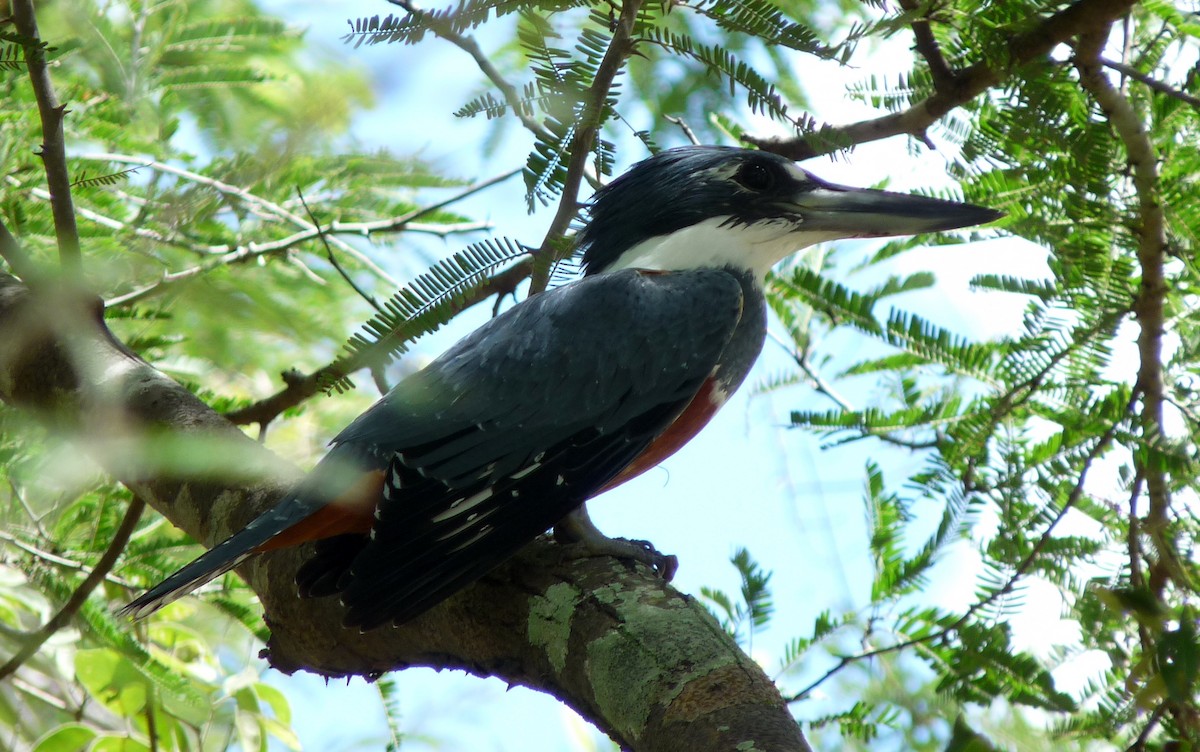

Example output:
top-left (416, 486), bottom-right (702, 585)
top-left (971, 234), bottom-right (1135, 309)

top-left (317, 268), bottom-right (746, 628)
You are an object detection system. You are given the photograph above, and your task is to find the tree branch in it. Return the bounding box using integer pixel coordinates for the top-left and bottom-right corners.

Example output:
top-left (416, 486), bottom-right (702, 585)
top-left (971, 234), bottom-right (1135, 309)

top-left (0, 495), bottom-right (145, 680)
top-left (1101, 57), bottom-right (1200, 109)
top-left (11, 0), bottom-right (82, 272)
top-left (0, 216), bottom-right (40, 281)
top-left (896, 0), bottom-right (955, 92)
top-left (747, 0), bottom-right (1138, 159)
top-left (77, 152), bottom-right (401, 290)
top-left (529, 0), bottom-right (643, 293)
top-left (95, 160), bottom-right (519, 308)
top-left (1073, 31), bottom-right (1173, 596)
top-left (388, 0), bottom-right (554, 141)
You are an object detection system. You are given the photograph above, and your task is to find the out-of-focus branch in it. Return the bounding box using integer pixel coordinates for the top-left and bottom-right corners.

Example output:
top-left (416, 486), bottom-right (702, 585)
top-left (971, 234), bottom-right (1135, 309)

top-left (105, 218), bottom-right (488, 308)
top-left (0, 217), bottom-right (40, 281)
top-left (0, 495), bottom-right (145, 680)
top-left (748, 0), bottom-right (1138, 159)
top-left (97, 164), bottom-right (519, 308)
top-left (11, 0), bottom-right (81, 272)
top-left (77, 152), bottom-right (399, 289)
top-left (0, 529), bottom-right (137, 588)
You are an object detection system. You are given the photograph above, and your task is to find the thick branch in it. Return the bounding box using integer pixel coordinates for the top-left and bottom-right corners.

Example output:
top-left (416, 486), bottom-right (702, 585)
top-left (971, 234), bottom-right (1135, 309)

top-left (11, 0), bottom-right (82, 271)
top-left (1074, 32), bottom-right (1172, 594)
top-left (748, 0), bottom-right (1138, 160)
top-left (0, 272), bottom-right (812, 751)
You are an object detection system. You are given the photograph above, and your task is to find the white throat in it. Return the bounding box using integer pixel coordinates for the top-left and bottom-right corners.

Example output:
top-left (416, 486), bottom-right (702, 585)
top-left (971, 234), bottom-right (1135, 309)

top-left (603, 216), bottom-right (839, 280)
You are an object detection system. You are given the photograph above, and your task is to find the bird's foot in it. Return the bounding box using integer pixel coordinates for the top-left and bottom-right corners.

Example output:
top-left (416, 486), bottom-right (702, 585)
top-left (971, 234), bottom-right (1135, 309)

top-left (554, 506), bottom-right (679, 580)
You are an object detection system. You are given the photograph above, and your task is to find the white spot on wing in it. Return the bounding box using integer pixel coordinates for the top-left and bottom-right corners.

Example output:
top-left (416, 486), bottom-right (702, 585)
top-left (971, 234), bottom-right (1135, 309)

top-left (447, 526), bottom-right (492, 553)
top-left (435, 512), bottom-right (496, 543)
top-left (509, 462), bottom-right (541, 480)
top-left (431, 489), bottom-right (493, 523)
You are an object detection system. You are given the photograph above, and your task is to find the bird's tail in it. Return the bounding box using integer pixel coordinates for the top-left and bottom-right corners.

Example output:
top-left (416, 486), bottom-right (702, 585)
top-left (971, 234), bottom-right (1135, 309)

top-left (117, 498), bottom-right (322, 620)
top-left (118, 446), bottom-right (380, 620)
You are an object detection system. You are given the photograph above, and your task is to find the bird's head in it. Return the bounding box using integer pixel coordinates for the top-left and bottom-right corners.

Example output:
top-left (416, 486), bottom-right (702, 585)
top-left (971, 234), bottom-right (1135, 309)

top-left (578, 145), bottom-right (1003, 278)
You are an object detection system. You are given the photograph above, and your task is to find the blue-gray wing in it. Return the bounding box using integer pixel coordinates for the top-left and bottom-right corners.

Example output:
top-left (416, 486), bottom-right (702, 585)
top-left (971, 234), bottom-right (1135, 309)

top-left (308, 268), bottom-right (745, 628)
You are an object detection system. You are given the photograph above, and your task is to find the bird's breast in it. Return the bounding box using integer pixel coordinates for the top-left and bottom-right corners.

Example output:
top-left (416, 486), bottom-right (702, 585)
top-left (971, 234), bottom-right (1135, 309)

top-left (599, 377), bottom-right (729, 493)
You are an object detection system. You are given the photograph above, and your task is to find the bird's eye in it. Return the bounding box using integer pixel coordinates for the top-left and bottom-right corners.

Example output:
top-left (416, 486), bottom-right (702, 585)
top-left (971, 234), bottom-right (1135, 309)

top-left (735, 161), bottom-right (775, 192)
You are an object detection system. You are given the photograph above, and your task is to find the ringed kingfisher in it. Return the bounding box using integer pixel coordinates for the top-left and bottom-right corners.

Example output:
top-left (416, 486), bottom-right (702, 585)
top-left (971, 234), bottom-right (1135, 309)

top-left (121, 146), bottom-right (1001, 630)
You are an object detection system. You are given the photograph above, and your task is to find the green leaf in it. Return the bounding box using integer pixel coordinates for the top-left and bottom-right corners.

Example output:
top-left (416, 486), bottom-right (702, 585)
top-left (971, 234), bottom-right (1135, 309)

top-left (30, 724), bottom-right (98, 752)
top-left (89, 737), bottom-right (150, 752)
top-left (74, 649), bottom-right (149, 719)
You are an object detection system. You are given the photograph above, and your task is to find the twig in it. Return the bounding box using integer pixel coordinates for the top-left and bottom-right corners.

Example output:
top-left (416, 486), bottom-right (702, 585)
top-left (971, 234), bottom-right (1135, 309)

top-left (0, 530), bottom-right (137, 588)
top-left (764, 331), bottom-right (939, 450)
top-left (387, 0), bottom-right (553, 142)
top-left (529, 0), bottom-right (643, 293)
top-left (9, 177), bottom-right (211, 257)
top-left (747, 0), bottom-right (1138, 159)
top-left (77, 151), bottom-right (400, 287)
top-left (0, 495), bottom-right (146, 680)
top-left (296, 187), bottom-right (385, 314)
top-left (1101, 57), bottom-right (1200, 109)
top-left (1126, 704), bottom-right (1166, 752)
top-left (897, 0), bottom-right (956, 91)
top-left (222, 259), bottom-right (533, 426)
top-left (104, 218), bottom-right (489, 308)
top-left (11, 0), bottom-right (82, 272)
top-left (9, 478), bottom-right (50, 539)
top-left (664, 115), bottom-right (700, 146)
top-left (96, 160), bottom-right (517, 308)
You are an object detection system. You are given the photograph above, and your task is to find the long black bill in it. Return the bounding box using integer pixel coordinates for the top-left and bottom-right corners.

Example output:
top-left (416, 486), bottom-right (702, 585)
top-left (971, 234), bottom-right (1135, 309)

top-left (790, 182), bottom-right (1004, 238)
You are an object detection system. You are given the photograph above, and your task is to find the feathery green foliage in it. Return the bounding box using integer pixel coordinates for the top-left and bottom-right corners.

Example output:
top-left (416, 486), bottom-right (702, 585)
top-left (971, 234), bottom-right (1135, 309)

top-left (3, 0), bottom-right (1200, 749)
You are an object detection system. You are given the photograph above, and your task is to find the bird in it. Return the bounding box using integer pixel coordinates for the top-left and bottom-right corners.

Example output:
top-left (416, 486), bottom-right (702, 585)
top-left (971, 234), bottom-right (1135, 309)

top-left (119, 145), bottom-right (1002, 630)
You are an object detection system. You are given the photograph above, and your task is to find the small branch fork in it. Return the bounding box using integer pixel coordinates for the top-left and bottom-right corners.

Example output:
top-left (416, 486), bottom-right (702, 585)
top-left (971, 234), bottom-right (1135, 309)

top-left (387, 0), bottom-right (554, 142)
